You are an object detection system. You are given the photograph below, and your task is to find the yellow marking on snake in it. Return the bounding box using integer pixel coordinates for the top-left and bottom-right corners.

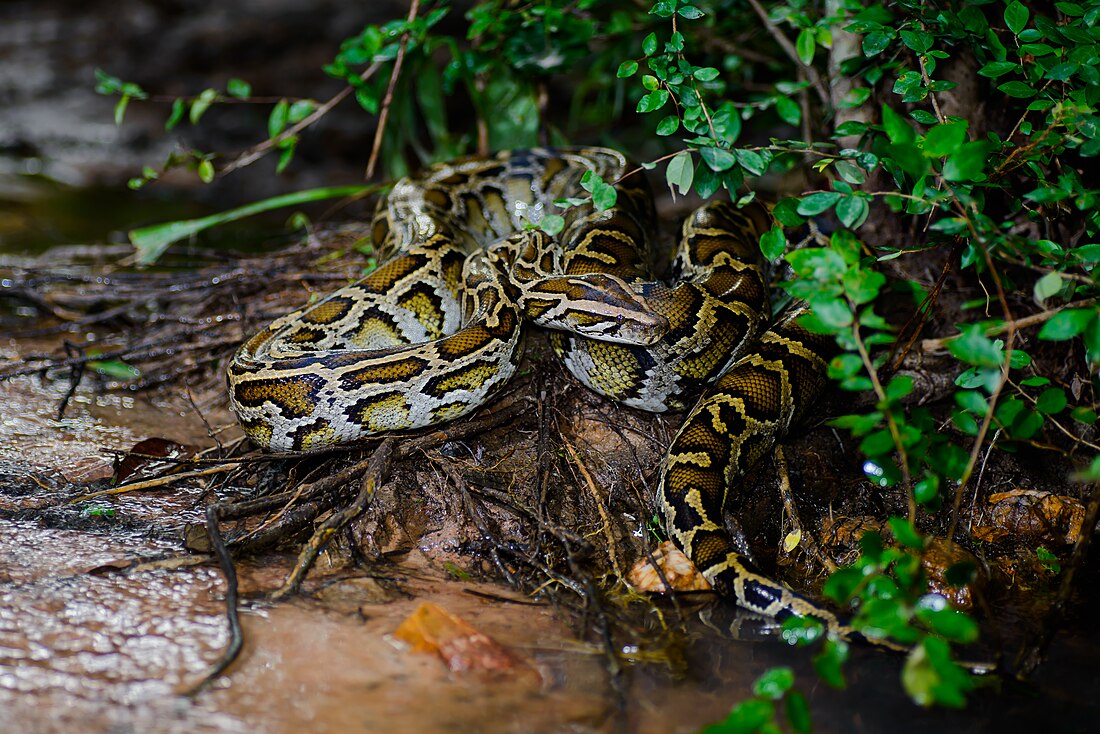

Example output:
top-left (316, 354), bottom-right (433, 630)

top-left (227, 148), bottom-right (873, 643)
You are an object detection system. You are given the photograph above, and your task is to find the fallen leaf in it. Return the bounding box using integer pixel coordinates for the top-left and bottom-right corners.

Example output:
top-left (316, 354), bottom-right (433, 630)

top-left (628, 540), bottom-right (712, 592)
top-left (394, 602), bottom-right (540, 680)
top-left (971, 489), bottom-right (1085, 545)
top-left (116, 437), bottom-right (196, 483)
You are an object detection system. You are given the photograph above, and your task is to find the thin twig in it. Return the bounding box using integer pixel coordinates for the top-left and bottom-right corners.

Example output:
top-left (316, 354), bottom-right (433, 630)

top-left (744, 0), bottom-right (830, 105)
top-left (917, 43), bottom-right (946, 125)
top-left (920, 297), bottom-right (1099, 353)
top-left (179, 503), bottom-right (243, 696)
top-left (365, 0), bottom-right (421, 180)
top-left (946, 212), bottom-right (1018, 541)
top-left (69, 463), bottom-right (240, 502)
top-left (774, 446), bottom-right (837, 573)
top-left (561, 433), bottom-right (624, 580)
top-left (272, 437), bottom-right (398, 600)
top-left (221, 61), bottom-right (384, 175)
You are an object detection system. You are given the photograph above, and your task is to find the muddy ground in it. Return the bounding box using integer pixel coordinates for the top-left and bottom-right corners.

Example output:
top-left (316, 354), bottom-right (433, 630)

top-left (3, 231), bottom-right (1100, 734)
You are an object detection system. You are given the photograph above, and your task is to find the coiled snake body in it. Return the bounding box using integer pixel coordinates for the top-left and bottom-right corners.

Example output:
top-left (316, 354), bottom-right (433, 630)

top-left (228, 147), bottom-right (843, 632)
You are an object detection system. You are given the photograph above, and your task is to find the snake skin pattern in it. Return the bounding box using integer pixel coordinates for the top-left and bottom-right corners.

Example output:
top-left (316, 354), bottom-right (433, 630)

top-left (227, 147), bottom-right (843, 631)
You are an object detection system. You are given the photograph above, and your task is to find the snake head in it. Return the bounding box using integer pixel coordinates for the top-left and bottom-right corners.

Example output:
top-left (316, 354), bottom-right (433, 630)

top-left (521, 272), bottom-right (669, 346)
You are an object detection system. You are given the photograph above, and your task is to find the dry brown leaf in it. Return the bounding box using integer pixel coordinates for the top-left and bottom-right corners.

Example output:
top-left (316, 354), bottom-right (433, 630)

top-left (971, 489), bottom-right (1085, 546)
top-left (628, 540), bottom-right (712, 592)
top-left (394, 602), bottom-right (539, 680)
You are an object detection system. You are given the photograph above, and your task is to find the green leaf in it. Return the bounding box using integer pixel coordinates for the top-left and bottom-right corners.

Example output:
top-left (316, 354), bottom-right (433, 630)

top-left (772, 198), bottom-right (805, 227)
top-left (902, 638), bottom-right (973, 708)
top-left (1035, 387), bottom-right (1067, 414)
top-left (917, 603), bottom-right (980, 644)
top-left (836, 196), bottom-right (870, 229)
top-left (881, 104), bottom-right (915, 144)
top-left (539, 214), bottom-right (565, 236)
top-left (287, 100), bottom-right (316, 124)
top-left (656, 115), bottom-right (679, 136)
top-left (190, 88), bottom-right (218, 125)
top-left (1045, 62), bottom-right (1078, 81)
top-left (1033, 271), bottom-right (1064, 302)
top-left (129, 185), bottom-right (371, 265)
top-left (942, 141), bottom-right (990, 181)
top-left (785, 247), bottom-right (847, 281)
top-left (914, 475), bottom-right (940, 504)
top-left (734, 149), bottom-right (766, 176)
top-left (275, 139), bottom-right (297, 174)
top-left (813, 299), bottom-right (854, 329)
top-left (226, 78), bottom-right (251, 98)
top-left (114, 95), bottom-right (130, 127)
top-left (812, 638), bottom-right (849, 689)
top-left (775, 96), bottom-right (801, 126)
top-left (923, 123), bottom-right (967, 157)
top-left (862, 30), bottom-right (893, 57)
top-left (796, 192), bottom-right (842, 216)
top-left (701, 699), bottom-right (776, 734)
top-left (1036, 546), bottom-right (1062, 573)
top-left (1039, 308), bottom-right (1095, 340)
top-left (700, 146), bottom-right (737, 172)
top-left (900, 29), bottom-right (933, 54)
top-left (785, 691), bottom-right (811, 734)
top-left (355, 86), bottom-right (380, 115)
top-left (885, 374), bottom-right (915, 401)
top-left (888, 517), bottom-right (926, 550)
top-left (87, 359), bottom-right (141, 380)
top-left (166, 98), bottom-right (186, 131)
top-left (998, 81), bottom-right (1037, 98)
top-left (592, 182), bottom-right (618, 211)
top-left (642, 32), bottom-right (658, 56)
top-left (753, 667), bottom-right (795, 700)
top-left (637, 89), bottom-right (670, 113)
top-left (268, 98), bottom-right (289, 137)
top-left (666, 150), bottom-right (694, 195)
top-left (947, 324), bottom-right (1003, 367)
top-left (197, 159), bottom-right (215, 183)
top-left (796, 29), bottom-right (815, 65)
top-left (1005, 1), bottom-right (1030, 35)
top-left (693, 66), bottom-right (720, 82)
top-left (834, 159), bottom-right (866, 184)
top-left (781, 616), bottom-right (825, 647)
top-left (977, 61), bottom-right (1017, 78)
top-left (617, 60), bottom-right (638, 78)
top-left (760, 227), bottom-right (787, 261)
top-left (677, 5), bottom-right (705, 20)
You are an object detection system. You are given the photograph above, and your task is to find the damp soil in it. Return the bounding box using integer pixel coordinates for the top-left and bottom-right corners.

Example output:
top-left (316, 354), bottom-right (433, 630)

top-left (3, 230), bottom-right (1100, 734)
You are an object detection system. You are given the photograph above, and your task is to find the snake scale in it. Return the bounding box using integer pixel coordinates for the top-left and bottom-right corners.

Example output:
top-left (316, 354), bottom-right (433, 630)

top-left (227, 147), bottom-right (846, 633)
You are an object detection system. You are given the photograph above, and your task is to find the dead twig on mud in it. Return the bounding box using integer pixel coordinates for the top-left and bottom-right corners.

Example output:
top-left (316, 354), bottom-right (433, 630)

top-left (272, 437), bottom-right (399, 600)
top-left (69, 464), bottom-right (241, 503)
top-left (179, 503), bottom-right (243, 697)
top-left (775, 446), bottom-right (836, 573)
top-left (562, 433), bottom-right (624, 580)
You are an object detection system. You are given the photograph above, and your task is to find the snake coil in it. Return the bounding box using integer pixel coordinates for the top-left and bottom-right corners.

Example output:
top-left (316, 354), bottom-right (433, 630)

top-left (228, 147), bottom-right (848, 632)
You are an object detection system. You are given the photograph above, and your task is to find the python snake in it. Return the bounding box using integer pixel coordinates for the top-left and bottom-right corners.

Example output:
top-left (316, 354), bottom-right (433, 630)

top-left (227, 147), bottom-right (847, 635)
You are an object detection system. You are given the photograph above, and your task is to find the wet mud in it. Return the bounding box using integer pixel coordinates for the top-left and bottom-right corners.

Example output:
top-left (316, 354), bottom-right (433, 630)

top-left (3, 327), bottom-right (1100, 734)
